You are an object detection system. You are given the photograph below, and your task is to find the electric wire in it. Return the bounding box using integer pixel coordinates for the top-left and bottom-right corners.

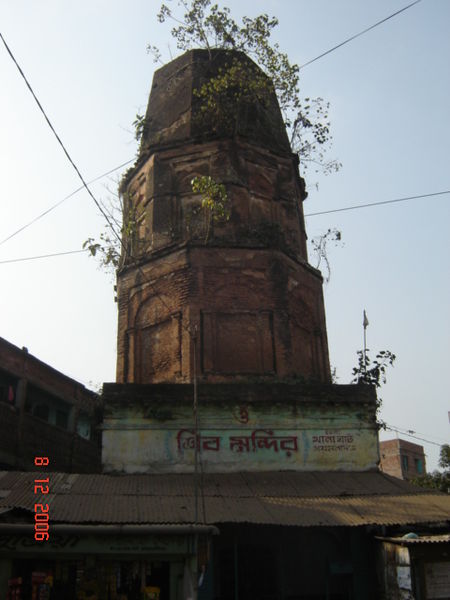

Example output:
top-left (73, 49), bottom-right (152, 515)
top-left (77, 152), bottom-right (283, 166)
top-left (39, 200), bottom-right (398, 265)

top-left (0, 34), bottom-right (180, 330)
top-left (384, 425), bottom-right (443, 447)
top-left (2, 187), bottom-right (448, 264)
top-left (0, 32), bottom-right (122, 246)
top-left (0, 249), bottom-right (88, 264)
top-left (304, 190), bottom-right (449, 218)
top-left (384, 423), bottom-right (449, 446)
top-left (0, 0), bottom-right (430, 245)
top-left (0, 159), bottom-right (134, 247)
top-left (0, 23), bottom-right (202, 509)
top-left (0, 3), bottom-right (441, 467)
top-left (299, 0), bottom-right (422, 69)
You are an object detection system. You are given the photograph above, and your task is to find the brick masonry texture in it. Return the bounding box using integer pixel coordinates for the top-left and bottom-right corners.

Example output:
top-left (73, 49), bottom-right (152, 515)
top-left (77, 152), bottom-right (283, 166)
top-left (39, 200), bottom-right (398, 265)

top-left (116, 50), bottom-right (330, 385)
top-left (0, 336), bottom-right (101, 472)
top-left (379, 439), bottom-right (427, 480)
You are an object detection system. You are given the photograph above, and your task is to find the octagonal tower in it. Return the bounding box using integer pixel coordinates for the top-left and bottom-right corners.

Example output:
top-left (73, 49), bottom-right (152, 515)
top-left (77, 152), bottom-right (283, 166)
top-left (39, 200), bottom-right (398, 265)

top-left (116, 49), bottom-right (331, 384)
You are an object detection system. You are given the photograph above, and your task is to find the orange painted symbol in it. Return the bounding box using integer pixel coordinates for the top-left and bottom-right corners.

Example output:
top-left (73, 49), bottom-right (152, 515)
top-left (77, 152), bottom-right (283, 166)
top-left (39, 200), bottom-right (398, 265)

top-left (237, 406), bottom-right (249, 424)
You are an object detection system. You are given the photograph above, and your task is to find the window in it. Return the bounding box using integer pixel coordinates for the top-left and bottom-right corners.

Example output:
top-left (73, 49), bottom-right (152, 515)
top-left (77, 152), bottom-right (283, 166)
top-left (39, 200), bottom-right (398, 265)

top-left (76, 412), bottom-right (92, 440)
top-left (0, 368), bottom-right (18, 405)
top-left (414, 458), bottom-right (423, 474)
top-left (33, 403), bottom-right (49, 422)
top-left (55, 409), bottom-right (69, 429)
top-left (401, 455), bottom-right (409, 471)
top-left (0, 384), bottom-right (15, 404)
top-left (27, 384), bottom-right (71, 429)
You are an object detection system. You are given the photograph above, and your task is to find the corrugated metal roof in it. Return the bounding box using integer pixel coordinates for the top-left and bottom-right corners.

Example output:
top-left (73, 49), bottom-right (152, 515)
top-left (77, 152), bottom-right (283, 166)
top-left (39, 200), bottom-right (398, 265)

top-left (376, 534), bottom-right (450, 544)
top-left (0, 470), bottom-right (448, 528)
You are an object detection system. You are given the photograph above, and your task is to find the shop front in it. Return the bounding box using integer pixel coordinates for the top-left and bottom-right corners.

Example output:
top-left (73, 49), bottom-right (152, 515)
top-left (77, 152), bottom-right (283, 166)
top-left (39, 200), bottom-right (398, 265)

top-left (0, 471), bottom-right (448, 600)
top-left (0, 528), bottom-right (208, 600)
top-left (376, 534), bottom-right (450, 600)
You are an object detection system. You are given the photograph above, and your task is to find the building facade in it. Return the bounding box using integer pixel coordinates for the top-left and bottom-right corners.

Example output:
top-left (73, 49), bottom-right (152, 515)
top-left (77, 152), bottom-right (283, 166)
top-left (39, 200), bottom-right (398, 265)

top-left (380, 439), bottom-right (426, 481)
top-left (0, 336), bottom-right (101, 473)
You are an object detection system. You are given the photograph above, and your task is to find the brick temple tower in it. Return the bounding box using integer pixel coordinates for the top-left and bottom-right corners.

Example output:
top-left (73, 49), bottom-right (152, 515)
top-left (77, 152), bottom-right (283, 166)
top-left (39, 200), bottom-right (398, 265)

top-left (116, 49), bottom-right (330, 385)
top-left (104, 49), bottom-right (377, 476)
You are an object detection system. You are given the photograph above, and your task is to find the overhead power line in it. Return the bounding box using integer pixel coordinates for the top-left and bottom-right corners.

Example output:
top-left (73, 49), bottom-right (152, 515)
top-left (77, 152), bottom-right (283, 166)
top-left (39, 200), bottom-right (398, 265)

top-left (304, 190), bottom-right (450, 218)
top-left (0, 159), bottom-right (134, 247)
top-left (300, 0), bottom-right (422, 69)
top-left (1, 34), bottom-right (206, 523)
top-left (0, 32), bottom-right (122, 246)
top-left (0, 32), bottom-right (190, 336)
top-left (0, 249), bottom-right (87, 265)
top-left (0, 0), bottom-right (427, 246)
top-left (385, 423), bottom-right (449, 446)
top-left (1, 187), bottom-right (448, 265)
top-left (384, 425), bottom-right (443, 447)
top-left (0, 31), bottom-right (194, 338)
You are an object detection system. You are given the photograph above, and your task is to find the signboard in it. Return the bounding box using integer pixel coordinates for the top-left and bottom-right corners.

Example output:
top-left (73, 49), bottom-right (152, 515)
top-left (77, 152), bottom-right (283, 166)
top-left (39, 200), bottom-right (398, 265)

top-left (103, 402), bottom-right (378, 473)
top-left (0, 533), bottom-right (191, 556)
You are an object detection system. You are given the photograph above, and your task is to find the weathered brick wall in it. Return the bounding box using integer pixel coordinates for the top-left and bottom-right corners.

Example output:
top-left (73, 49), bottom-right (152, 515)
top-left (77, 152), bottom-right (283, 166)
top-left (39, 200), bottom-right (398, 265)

top-left (120, 139), bottom-right (308, 266)
top-left (0, 402), bottom-right (19, 467)
top-left (20, 414), bottom-right (72, 470)
top-left (102, 382), bottom-right (378, 474)
top-left (379, 439), bottom-right (426, 480)
top-left (117, 247), bottom-right (330, 384)
top-left (19, 414), bottom-right (100, 473)
top-left (104, 380), bottom-right (377, 409)
top-left (0, 336), bottom-right (102, 472)
top-left (72, 435), bottom-right (102, 473)
top-left (138, 49), bottom-right (291, 157)
top-left (116, 50), bottom-right (330, 386)
top-left (0, 336), bottom-right (100, 416)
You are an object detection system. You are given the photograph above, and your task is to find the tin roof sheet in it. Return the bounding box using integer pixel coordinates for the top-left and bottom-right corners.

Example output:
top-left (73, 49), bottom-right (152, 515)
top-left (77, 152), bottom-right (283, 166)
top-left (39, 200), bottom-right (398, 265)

top-left (0, 470), bottom-right (448, 528)
top-left (376, 534), bottom-right (450, 545)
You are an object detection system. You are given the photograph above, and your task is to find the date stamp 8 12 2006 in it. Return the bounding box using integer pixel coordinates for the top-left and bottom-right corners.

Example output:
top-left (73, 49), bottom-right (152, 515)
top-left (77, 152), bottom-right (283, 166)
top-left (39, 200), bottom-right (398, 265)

top-left (33, 456), bottom-right (49, 542)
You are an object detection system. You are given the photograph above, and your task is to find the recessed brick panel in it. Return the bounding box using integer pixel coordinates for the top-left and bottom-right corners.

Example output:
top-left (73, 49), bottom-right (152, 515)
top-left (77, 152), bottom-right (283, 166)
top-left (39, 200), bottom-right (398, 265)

top-left (136, 314), bottom-right (181, 383)
top-left (202, 311), bottom-right (275, 375)
top-left (291, 323), bottom-right (314, 377)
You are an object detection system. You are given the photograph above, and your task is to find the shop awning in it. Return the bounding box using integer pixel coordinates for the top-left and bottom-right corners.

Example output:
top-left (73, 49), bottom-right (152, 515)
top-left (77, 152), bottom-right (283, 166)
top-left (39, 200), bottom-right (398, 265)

top-left (0, 470), bottom-right (448, 528)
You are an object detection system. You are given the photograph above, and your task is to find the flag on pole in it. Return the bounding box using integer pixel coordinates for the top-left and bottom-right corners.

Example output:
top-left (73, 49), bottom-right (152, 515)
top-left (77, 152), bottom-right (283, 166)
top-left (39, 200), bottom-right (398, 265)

top-left (363, 310), bottom-right (369, 329)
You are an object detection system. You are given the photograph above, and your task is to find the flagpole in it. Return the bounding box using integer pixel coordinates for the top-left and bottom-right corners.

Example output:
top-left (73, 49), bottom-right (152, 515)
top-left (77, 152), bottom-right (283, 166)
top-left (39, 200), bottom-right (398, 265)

top-left (363, 325), bottom-right (367, 374)
top-left (363, 310), bottom-right (369, 375)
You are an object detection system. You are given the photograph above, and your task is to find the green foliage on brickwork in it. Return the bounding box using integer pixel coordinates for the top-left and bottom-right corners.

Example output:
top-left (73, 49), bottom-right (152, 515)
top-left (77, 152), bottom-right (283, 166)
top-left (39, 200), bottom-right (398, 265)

top-left (143, 0), bottom-right (340, 174)
top-left (190, 175), bottom-right (230, 242)
top-left (83, 193), bottom-right (140, 274)
top-left (192, 56), bottom-right (272, 137)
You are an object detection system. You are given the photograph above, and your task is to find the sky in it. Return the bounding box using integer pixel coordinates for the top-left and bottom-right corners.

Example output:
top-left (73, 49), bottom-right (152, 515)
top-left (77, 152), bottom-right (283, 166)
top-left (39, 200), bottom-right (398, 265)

top-left (0, 0), bottom-right (449, 471)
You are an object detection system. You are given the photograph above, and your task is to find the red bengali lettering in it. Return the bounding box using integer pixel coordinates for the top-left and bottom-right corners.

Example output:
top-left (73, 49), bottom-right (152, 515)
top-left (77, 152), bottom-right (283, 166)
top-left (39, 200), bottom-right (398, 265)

top-left (252, 430), bottom-right (278, 452)
top-left (176, 429), bottom-right (221, 452)
top-left (229, 435), bottom-right (251, 452)
top-left (279, 436), bottom-right (298, 456)
top-left (229, 431), bottom-right (299, 457)
top-left (201, 435), bottom-right (221, 451)
top-left (177, 429), bottom-right (197, 451)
